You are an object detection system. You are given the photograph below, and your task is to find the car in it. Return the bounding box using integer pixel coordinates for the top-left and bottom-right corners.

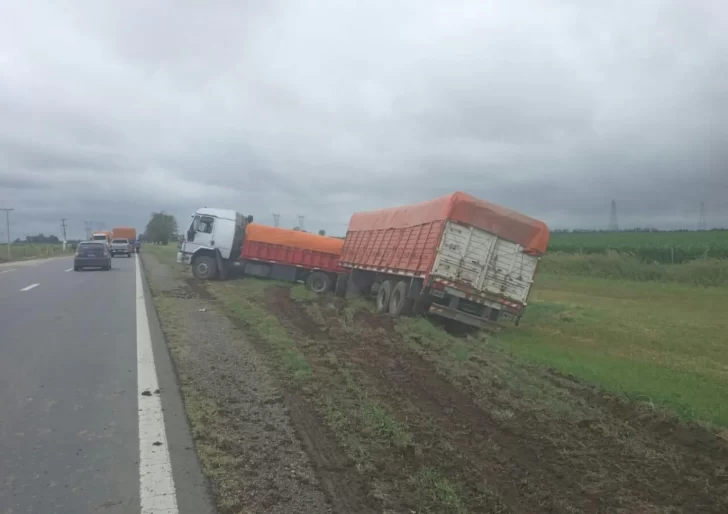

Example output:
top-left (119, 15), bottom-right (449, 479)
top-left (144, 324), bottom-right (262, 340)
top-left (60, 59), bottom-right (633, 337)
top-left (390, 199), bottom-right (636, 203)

top-left (74, 241), bottom-right (112, 271)
top-left (110, 238), bottom-right (132, 257)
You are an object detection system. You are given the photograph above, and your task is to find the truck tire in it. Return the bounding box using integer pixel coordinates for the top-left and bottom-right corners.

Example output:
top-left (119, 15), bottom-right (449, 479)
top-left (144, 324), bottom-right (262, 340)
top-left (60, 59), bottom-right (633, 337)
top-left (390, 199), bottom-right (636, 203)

top-left (306, 271), bottom-right (331, 293)
top-left (375, 280), bottom-right (392, 314)
top-left (192, 255), bottom-right (218, 280)
top-left (389, 280), bottom-right (411, 317)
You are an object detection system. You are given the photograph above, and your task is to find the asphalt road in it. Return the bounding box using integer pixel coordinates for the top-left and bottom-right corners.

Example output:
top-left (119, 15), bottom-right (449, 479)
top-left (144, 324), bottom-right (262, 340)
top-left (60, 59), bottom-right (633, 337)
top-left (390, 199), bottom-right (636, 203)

top-left (0, 255), bottom-right (213, 514)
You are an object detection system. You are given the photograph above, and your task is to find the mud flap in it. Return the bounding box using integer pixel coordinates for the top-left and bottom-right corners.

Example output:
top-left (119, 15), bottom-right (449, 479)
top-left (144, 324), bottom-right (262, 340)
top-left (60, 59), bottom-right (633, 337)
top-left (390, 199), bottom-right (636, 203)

top-left (215, 249), bottom-right (226, 280)
top-left (335, 273), bottom-right (348, 298)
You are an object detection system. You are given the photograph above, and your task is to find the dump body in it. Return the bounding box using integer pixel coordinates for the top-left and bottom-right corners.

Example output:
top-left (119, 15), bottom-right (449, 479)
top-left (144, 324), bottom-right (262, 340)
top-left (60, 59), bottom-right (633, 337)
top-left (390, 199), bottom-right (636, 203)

top-left (241, 224), bottom-right (346, 274)
top-left (112, 227), bottom-right (136, 243)
top-left (340, 192), bottom-right (550, 327)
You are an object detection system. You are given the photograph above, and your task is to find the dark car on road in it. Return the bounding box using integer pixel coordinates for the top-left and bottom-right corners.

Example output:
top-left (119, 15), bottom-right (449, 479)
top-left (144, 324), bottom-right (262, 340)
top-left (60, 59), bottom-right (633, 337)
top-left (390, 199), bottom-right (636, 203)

top-left (74, 241), bottom-right (112, 271)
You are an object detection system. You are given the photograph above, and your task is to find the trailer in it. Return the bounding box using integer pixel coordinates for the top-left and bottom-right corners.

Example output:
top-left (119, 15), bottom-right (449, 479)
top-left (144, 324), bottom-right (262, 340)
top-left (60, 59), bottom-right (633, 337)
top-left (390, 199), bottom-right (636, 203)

top-left (177, 208), bottom-right (346, 291)
top-left (339, 192), bottom-right (550, 329)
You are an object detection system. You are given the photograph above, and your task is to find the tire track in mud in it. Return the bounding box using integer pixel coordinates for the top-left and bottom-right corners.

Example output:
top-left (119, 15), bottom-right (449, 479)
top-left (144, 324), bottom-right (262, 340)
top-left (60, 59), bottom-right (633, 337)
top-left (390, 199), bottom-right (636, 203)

top-left (264, 287), bottom-right (728, 514)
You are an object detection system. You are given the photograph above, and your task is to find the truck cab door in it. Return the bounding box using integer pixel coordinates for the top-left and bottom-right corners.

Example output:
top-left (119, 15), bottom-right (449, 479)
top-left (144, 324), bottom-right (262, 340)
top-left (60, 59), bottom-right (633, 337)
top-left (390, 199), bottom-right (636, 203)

top-left (184, 214), bottom-right (216, 255)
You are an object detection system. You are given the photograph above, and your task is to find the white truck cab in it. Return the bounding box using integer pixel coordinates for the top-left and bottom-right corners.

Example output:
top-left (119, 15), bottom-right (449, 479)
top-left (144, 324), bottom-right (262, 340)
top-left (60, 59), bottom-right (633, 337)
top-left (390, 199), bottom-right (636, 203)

top-left (177, 208), bottom-right (253, 279)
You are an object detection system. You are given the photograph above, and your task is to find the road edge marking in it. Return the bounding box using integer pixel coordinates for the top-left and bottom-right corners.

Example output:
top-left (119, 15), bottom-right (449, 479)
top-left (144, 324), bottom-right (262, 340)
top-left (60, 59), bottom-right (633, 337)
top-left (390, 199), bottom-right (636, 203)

top-left (0, 268), bottom-right (14, 274)
top-left (136, 254), bottom-right (179, 513)
top-left (20, 283), bottom-right (39, 291)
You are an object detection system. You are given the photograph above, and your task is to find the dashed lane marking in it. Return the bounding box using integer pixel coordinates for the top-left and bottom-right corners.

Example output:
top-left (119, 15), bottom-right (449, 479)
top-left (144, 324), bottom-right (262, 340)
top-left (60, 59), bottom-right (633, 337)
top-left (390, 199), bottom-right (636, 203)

top-left (20, 283), bottom-right (39, 292)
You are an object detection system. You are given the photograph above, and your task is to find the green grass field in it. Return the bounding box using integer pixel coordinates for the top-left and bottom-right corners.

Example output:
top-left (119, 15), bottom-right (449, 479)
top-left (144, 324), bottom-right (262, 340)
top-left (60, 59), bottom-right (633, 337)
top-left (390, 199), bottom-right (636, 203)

top-left (0, 243), bottom-right (74, 262)
top-left (497, 273), bottom-right (728, 426)
top-left (549, 230), bottom-right (728, 263)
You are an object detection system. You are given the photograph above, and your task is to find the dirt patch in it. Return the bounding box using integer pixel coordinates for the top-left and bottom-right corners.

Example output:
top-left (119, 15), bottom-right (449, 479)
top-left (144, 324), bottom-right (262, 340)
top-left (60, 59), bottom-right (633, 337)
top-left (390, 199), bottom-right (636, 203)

top-left (263, 286), bottom-right (728, 514)
top-left (142, 254), bottom-right (345, 514)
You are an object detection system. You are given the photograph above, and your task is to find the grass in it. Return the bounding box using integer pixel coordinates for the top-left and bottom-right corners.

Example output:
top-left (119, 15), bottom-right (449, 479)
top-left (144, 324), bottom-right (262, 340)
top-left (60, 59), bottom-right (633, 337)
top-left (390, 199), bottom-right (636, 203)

top-left (494, 272), bottom-right (728, 426)
top-left (541, 252), bottom-right (728, 286)
top-left (212, 281), bottom-right (312, 381)
top-left (0, 243), bottom-right (74, 262)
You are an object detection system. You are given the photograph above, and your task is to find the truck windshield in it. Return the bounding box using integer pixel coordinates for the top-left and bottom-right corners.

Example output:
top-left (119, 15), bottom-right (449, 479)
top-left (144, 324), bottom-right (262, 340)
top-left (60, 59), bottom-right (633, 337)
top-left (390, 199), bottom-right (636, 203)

top-left (92, 235), bottom-right (107, 240)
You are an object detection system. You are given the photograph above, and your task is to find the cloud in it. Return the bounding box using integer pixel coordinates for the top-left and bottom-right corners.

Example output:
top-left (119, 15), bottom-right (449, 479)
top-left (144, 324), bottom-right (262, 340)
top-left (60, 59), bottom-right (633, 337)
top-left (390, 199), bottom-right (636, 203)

top-left (0, 0), bottom-right (727, 240)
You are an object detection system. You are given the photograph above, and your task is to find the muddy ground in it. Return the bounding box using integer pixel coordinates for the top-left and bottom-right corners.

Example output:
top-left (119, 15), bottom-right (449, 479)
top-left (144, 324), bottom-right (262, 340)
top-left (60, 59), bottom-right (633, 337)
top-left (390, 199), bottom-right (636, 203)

top-left (143, 251), bottom-right (728, 514)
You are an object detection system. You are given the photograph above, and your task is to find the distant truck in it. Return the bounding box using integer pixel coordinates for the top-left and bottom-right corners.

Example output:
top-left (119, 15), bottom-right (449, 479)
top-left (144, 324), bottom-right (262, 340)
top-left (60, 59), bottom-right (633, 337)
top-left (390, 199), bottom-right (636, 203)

top-left (177, 208), bottom-right (346, 291)
top-left (339, 192), bottom-right (550, 329)
top-left (112, 227), bottom-right (137, 245)
top-left (91, 231), bottom-right (112, 245)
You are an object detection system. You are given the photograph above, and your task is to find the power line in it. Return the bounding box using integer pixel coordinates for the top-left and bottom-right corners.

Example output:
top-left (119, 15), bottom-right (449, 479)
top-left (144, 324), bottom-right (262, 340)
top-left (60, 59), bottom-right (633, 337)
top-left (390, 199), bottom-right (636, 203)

top-left (0, 207), bottom-right (14, 261)
top-left (272, 213), bottom-right (280, 228)
top-left (698, 202), bottom-right (707, 231)
top-left (608, 200), bottom-right (619, 231)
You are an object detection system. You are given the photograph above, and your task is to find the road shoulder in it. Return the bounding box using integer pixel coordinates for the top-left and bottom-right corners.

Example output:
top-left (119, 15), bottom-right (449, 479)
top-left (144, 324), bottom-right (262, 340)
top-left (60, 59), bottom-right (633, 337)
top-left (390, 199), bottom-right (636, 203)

top-left (141, 249), bottom-right (331, 514)
top-left (139, 254), bottom-right (217, 514)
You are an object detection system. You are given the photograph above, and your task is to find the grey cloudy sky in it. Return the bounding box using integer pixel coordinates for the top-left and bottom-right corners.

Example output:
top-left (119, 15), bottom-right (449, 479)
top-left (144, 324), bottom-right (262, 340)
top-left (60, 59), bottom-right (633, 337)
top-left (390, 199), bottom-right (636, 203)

top-left (0, 0), bottom-right (726, 239)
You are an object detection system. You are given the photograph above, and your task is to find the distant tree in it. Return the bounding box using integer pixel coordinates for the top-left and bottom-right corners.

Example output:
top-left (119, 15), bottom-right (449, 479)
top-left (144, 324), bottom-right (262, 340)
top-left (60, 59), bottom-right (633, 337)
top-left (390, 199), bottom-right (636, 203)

top-left (24, 233), bottom-right (61, 244)
top-left (318, 229), bottom-right (326, 236)
top-left (145, 211), bottom-right (178, 245)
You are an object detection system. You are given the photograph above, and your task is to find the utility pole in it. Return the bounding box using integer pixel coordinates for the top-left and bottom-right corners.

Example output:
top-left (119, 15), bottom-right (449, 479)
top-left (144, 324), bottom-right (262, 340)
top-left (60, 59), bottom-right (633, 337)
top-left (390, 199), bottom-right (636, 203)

top-left (0, 208), bottom-right (13, 261)
top-left (698, 202), bottom-right (707, 231)
top-left (297, 215), bottom-right (305, 232)
top-left (608, 200), bottom-right (619, 232)
top-left (60, 218), bottom-right (68, 251)
top-left (272, 213), bottom-right (280, 228)
top-left (84, 221), bottom-right (93, 240)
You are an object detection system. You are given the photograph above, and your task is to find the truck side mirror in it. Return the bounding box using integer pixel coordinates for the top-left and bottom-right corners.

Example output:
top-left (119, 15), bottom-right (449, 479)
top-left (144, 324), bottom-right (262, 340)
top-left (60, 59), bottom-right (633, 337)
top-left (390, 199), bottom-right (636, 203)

top-left (247, 215), bottom-right (254, 223)
top-left (187, 228), bottom-right (195, 241)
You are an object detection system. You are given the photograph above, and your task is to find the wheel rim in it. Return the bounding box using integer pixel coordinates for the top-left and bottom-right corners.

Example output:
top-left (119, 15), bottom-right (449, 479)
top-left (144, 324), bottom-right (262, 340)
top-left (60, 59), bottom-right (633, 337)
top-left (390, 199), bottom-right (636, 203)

top-left (197, 262), bottom-right (209, 277)
top-left (312, 277), bottom-right (325, 292)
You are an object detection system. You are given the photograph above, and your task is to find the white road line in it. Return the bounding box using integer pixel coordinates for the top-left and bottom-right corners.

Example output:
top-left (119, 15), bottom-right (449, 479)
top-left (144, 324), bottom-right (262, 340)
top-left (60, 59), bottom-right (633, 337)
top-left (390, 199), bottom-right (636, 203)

top-left (0, 268), bottom-right (14, 274)
top-left (136, 254), bottom-right (179, 514)
top-left (64, 268), bottom-right (73, 272)
top-left (20, 283), bottom-right (39, 292)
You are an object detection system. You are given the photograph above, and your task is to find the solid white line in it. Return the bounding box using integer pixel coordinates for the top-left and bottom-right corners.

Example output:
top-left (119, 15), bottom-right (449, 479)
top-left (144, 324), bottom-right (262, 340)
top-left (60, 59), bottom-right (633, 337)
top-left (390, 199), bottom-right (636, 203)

top-left (64, 268), bottom-right (73, 272)
top-left (20, 283), bottom-right (39, 292)
top-left (135, 255), bottom-right (179, 513)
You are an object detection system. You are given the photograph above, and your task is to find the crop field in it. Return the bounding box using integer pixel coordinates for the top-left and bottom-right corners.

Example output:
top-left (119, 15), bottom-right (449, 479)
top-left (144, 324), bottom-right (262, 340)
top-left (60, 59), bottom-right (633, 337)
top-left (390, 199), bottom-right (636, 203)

top-left (548, 230), bottom-right (728, 263)
top-left (0, 243), bottom-right (73, 262)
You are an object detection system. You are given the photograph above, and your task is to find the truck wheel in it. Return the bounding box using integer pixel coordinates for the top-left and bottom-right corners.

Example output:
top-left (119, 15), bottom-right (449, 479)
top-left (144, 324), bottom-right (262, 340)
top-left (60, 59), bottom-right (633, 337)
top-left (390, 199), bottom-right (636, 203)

top-left (389, 280), bottom-right (411, 317)
top-left (192, 255), bottom-right (218, 280)
top-left (375, 280), bottom-right (392, 314)
top-left (306, 271), bottom-right (331, 293)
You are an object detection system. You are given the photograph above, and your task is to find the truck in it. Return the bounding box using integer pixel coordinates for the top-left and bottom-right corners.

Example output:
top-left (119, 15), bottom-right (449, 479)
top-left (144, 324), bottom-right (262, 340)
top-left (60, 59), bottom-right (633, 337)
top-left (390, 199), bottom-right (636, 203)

top-left (177, 208), bottom-right (347, 291)
top-left (339, 192), bottom-right (550, 329)
top-left (112, 227), bottom-right (137, 245)
top-left (90, 231), bottom-right (112, 245)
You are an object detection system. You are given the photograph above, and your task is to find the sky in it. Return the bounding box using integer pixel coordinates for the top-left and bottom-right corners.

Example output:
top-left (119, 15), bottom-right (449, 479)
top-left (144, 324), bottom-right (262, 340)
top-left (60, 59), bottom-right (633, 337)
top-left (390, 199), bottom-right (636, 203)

top-left (0, 0), bottom-right (726, 240)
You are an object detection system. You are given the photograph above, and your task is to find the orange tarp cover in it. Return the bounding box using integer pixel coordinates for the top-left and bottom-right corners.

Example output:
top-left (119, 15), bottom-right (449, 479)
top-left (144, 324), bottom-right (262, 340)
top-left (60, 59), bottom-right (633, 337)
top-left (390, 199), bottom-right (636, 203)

top-left (346, 192), bottom-right (550, 255)
top-left (245, 223), bottom-right (344, 255)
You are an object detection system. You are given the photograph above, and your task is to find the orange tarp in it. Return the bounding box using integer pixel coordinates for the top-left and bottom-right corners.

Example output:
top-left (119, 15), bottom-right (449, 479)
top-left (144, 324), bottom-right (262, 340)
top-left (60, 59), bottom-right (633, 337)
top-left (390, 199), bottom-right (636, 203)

top-left (245, 223), bottom-right (344, 255)
top-left (346, 191), bottom-right (550, 255)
